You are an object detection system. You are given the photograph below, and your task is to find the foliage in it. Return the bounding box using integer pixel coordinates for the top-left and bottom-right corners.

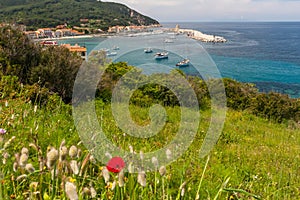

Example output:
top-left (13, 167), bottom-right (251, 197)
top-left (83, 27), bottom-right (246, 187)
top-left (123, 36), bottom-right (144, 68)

top-left (0, 25), bottom-right (81, 103)
top-left (0, 0), bottom-right (159, 30)
top-left (0, 85), bottom-right (300, 198)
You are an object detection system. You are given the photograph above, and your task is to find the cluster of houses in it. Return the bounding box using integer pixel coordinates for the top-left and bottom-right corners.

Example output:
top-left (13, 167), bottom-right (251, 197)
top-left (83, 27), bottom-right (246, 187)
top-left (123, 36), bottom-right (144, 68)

top-left (107, 24), bottom-right (161, 33)
top-left (24, 27), bottom-right (85, 39)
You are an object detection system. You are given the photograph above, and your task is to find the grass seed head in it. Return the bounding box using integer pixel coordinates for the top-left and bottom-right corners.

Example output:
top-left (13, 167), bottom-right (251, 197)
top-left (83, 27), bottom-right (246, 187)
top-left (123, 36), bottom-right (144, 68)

top-left (69, 145), bottom-right (78, 159)
top-left (46, 148), bottom-right (59, 169)
top-left (25, 163), bottom-right (35, 173)
top-left (102, 167), bottom-right (110, 183)
top-left (138, 171), bottom-right (146, 187)
top-left (19, 153), bottom-right (29, 168)
top-left (159, 166), bottom-right (166, 176)
top-left (65, 179), bottom-right (78, 200)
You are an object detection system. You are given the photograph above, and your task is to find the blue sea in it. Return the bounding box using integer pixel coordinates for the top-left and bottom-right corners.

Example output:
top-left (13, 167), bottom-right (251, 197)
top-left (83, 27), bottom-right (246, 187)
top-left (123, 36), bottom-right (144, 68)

top-left (57, 22), bottom-right (300, 97)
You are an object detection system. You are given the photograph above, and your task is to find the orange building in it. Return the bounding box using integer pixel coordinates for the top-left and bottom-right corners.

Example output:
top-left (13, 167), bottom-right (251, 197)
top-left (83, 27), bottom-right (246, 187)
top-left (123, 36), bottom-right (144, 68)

top-left (61, 44), bottom-right (87, 60)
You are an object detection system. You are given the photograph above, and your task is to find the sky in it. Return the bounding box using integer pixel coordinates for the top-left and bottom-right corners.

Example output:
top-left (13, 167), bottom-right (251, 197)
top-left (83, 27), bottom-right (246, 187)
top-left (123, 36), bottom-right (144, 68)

top-left (102, 0), bottom-right (300, 22)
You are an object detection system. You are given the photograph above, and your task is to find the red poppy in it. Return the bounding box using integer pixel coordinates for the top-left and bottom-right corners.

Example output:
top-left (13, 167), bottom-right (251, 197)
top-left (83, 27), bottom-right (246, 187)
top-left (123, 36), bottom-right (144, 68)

top-left (106, 157), bottom-right (125, 173)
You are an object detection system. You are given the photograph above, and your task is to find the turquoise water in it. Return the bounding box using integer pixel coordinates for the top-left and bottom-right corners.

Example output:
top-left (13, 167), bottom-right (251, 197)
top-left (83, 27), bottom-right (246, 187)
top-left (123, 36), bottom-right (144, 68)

top-left (57, 22), bottom-right (300, 97)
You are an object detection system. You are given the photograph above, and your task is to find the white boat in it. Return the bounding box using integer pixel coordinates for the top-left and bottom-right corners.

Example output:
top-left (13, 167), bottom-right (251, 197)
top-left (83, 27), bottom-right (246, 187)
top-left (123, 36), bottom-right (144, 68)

top-left (99, 48), bottom-right (110, 52)
top-left (106, 51), bottom-right (117, 57)
top-left (144, 48), bottom-right (153, 53)
top-left (176, 59), bottom-right (190, 67)
top-left (164, 39), bottom-right (174, 43)
top-left (155, 52), bottom-right (168, 60)
top-left (112, 46), bottom-right (119, 50)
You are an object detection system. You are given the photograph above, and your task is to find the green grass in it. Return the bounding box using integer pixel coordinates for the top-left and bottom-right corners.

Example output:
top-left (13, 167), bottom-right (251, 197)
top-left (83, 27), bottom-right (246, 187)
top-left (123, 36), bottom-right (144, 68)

top-left (1, 95), bottom-right (300, 199)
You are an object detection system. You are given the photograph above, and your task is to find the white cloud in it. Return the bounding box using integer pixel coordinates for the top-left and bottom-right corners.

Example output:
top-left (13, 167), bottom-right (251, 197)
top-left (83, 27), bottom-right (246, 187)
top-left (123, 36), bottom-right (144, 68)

top-left (104, 0), bottom-right (300, 21)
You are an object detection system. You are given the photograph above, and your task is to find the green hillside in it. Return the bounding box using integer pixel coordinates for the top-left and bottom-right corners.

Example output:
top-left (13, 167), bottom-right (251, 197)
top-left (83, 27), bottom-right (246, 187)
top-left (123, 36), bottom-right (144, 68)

top-left (0, 0), bottom-right (159, 30)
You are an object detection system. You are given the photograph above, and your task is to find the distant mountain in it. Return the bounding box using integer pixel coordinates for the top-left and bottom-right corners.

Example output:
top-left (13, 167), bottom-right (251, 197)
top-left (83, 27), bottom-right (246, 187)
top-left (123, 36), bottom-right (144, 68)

top-left (0, 0), bottom-right (159, 30)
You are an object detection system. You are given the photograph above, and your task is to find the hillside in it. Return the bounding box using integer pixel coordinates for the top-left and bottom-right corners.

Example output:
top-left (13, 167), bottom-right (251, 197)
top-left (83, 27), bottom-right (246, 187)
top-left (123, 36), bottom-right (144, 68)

top-left (0, 0), bottom-right (159, 30)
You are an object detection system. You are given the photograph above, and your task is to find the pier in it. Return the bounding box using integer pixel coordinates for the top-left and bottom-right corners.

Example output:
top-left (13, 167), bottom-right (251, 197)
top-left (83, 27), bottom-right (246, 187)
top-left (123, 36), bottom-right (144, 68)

top-left (171, 24), bottom-right (227, 43)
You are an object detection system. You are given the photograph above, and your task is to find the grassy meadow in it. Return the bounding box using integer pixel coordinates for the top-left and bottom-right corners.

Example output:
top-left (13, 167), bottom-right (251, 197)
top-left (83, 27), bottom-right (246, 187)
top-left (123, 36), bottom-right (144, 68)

top-left (1, 85), bottom-right (300, 200)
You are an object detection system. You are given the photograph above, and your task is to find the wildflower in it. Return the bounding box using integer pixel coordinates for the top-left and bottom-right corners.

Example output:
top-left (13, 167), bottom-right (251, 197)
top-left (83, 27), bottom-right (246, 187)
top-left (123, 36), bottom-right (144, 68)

top-left (46, 148), bottom-right (58, 169)
top-left (0, 128), bottom-right (6, 135)
top-left (106, 157), bottom-right (125, 173)
top-left (19, 153), bottom-right (29, 168)
top-left (5, 101), bottom-right (8, 107)
top-left (137, 171), bottom-right (146, 187)
top-left (102, 167), bottom-right (110, 183)
top-left (69, 146), bottom-right (78, 159)
top-left (118, 169), bottom-right (125, 187)
top-left (65, 180), bottom-right (78, 200)
top-left (70, 160), bottom-right (79, 175)
top-left (151, 157), bottom-right (159, 169)
top-left (166, 149), bottom-right (172, 160)
top-left (159, 166), bottom-right (166, 176)
top-left (25, 163), bottom-right (35, 173)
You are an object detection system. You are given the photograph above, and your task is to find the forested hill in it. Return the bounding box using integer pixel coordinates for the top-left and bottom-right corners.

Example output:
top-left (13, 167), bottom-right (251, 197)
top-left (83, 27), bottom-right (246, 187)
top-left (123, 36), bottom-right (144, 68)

top-left (0, 0), bottom-right (159, 30)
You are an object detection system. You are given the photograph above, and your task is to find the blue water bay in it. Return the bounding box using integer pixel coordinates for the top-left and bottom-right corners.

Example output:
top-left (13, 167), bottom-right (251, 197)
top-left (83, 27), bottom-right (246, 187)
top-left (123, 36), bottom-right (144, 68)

top-left (57, 22), bottom-right (300, 97)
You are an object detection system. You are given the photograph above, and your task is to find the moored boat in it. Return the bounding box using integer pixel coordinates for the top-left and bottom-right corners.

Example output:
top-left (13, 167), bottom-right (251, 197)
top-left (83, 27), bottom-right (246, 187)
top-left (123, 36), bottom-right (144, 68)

top-left (106, 51), bottom-right (117, 57)
top-left (176, 59), bottom-right (190, 67)
top-left (155, 52), bottom-right (168, 59)
top-left (144, 48), bottom-right (153, 53)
